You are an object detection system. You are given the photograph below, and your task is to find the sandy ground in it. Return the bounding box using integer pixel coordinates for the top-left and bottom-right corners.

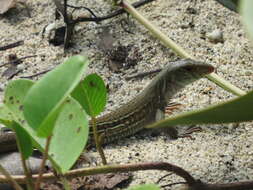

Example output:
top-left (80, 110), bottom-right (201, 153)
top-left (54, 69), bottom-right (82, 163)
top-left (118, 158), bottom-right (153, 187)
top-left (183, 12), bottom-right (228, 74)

top-left (0, 0), bottom-right (253, 189)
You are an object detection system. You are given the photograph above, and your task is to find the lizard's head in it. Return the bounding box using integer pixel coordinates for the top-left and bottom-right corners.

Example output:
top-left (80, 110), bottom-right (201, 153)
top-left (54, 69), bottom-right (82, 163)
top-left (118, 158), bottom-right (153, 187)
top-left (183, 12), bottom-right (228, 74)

top-left (178, 59), bottom-right (214, 75)
top-left (154, 59), bottom-right (214, 103)
top-left (163, 59), bottom-right (214, 86)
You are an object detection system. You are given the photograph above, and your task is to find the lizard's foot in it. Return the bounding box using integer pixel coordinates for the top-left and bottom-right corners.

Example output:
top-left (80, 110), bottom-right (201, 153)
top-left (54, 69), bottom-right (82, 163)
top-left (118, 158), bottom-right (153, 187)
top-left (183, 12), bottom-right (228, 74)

top-left (178, 126), bottom-right (202, 140)
top-left (165, 102), bottom-right (182, 115)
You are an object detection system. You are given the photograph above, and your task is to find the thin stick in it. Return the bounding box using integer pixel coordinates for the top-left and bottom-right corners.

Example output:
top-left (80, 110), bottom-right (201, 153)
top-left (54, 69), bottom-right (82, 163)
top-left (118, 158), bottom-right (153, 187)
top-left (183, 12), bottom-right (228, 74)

top-left (74, 0), bottom-right (155, 23)
top-left (0, 162), bottom-right (195, 185)
top-left (20, 69), bottom-right (51, 79)
top-left (0, 41), bottom-right (24, 51)
top-left (0, 55), bottom-right (37, 68)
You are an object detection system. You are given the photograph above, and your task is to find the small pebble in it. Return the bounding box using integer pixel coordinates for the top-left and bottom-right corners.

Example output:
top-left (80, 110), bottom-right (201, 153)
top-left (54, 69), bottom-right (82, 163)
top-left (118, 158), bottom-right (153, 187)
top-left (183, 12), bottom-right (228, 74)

top-left (206, 29), bottom-right (224, 43)
top-left (244, 70), bottom-right (252, 76)
top-left (0, 152), bottom-right (51, 175)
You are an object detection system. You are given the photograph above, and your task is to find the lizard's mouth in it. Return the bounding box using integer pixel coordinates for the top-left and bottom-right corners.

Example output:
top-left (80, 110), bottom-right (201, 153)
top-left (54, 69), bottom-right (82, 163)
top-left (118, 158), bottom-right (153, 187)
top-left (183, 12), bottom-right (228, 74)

top-left (184, 64), bottom-right (215, 76)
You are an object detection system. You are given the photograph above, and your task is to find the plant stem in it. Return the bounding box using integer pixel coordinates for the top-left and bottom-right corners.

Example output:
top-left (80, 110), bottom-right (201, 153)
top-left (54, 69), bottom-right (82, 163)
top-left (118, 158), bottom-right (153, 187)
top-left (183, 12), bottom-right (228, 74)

top-left (0, 164), bottom-right (23, 190)
top-left (91, 117), bottom-right (107, 165)
top-left (16, 139), bottom-right (34, 190)
top-left (60, 176), bottom-right (71, 190)
top-left (34, 135), bottom-right (52, 190)
top-left (207, 73), bottom-right (246, 96)
top-left (120, 0), bottom-right (246, 96)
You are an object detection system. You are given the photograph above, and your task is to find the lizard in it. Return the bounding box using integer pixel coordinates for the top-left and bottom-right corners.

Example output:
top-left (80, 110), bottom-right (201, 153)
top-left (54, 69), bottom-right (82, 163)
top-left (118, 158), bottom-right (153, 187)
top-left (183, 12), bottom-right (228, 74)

top-left (0, 59), bottom-right (214, 154)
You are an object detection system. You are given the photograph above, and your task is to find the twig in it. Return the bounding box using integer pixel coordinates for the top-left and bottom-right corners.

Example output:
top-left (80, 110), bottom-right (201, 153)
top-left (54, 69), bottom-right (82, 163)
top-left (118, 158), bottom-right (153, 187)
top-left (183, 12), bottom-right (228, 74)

top-left (5, 69), bottom-right (22, 80)
top-left (20, 69), bottom-right (51, 79)
top-left (156, 173), bottom-right (172, 184)
top-left (52, 0), bottom-right (154, 49)
top-left (0, 41), bottom-right (24, 51)
top-left (0, 55), bottom-right (37, 68)
top-left (73, 0), bottom-right (155, 24)
top-left (0, 162), bottom-right (195, 184)
top-left (161, 182), bottom-right (187, 188)
top-left (67, 4), bottom-right (98, 19)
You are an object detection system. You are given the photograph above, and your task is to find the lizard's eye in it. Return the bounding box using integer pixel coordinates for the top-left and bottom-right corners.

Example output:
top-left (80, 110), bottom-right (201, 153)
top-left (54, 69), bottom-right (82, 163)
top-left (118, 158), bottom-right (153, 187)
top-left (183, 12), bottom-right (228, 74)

top-left (183, 66), bottom-right (197, 72)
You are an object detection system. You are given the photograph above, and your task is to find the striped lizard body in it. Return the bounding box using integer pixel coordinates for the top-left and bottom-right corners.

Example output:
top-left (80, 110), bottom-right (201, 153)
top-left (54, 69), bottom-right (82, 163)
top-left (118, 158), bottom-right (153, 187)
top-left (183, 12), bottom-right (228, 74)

top-left (89, 59), bottom-right (214, 145)
top-left (0, 59), bottom-right (214, 153)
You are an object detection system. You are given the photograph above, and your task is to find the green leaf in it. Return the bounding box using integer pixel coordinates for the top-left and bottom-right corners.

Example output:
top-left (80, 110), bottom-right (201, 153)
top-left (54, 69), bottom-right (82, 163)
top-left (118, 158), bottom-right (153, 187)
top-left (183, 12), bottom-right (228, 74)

top-left (126, 184), bottom-right (161, 190)
top-left (4, 79), bottom-right (34, 122)
top-left (3, 78), bottom-right (88, 172)
top-left (241, 0), bottom-right (253, 41)
top-left (11, 122), bottom-right (33, 159)
top-left (148, 89), bottom-right (253, 129)
top-left (23, 56), bottom-right (88, 137)
top-left (4, 79), bottom-right (45, 151)
top-left (0, 105), bottom-right (14, 127)
top-left (49, 97), bottom-right (89, 173)
top-left (71, 73), bottom-right (107, 117)
top-left (3, 79), bottom-right (41, 159)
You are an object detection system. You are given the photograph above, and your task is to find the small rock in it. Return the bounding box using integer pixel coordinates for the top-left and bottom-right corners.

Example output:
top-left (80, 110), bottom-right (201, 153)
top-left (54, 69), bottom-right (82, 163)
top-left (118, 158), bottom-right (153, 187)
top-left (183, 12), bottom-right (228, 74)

top-left (0, 152), bottom-right (50, 175)
top-left (206, 29), bottom-right (224, 43)
top-left (0, 0), bottom-right (16, 14)
top-left (245, 70), bottom-right (252, 76)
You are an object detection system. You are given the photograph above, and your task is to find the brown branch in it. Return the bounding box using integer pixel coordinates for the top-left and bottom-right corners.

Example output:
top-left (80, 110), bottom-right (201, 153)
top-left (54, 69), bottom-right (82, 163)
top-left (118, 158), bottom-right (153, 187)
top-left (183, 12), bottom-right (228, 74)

top-left (0, 162), bottom-right (195, 184)
top-left (73, 0), bottom-right (156, 24)
top-left (52, 0), bottom-right (155, 49)
top-left (191, 180), bottom-right (253, 190)
top-left (1, 161), bottom-right (253, 190)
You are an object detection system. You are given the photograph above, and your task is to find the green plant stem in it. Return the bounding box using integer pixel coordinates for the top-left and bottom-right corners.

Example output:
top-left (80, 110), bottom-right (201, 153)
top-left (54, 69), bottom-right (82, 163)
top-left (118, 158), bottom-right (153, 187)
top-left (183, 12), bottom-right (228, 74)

top-left (0, 164), bottom-right (23, 190)
top-left (34, 135), bottom-right (52, 190)
top-left (91, 117), bottom-right (107, 165)
top-left (60, 176), bottom-right (71, 190)
top-left (120, 0), bottom-right (246, 96)
top-left (16, 139), bottom-right (34, 190)
top-left (207, 73), bottom-right (246, 96)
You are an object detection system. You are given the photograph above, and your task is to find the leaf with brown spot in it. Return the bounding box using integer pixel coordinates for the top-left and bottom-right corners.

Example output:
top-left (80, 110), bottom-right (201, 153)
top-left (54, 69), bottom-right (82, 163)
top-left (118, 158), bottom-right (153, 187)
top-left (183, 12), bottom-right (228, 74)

top-left (69, 113), bottom-right (73, 120)
top-left (76, 126), bottom-right (81, 133)
top-left (71, 74), bottom-right (107, 117)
